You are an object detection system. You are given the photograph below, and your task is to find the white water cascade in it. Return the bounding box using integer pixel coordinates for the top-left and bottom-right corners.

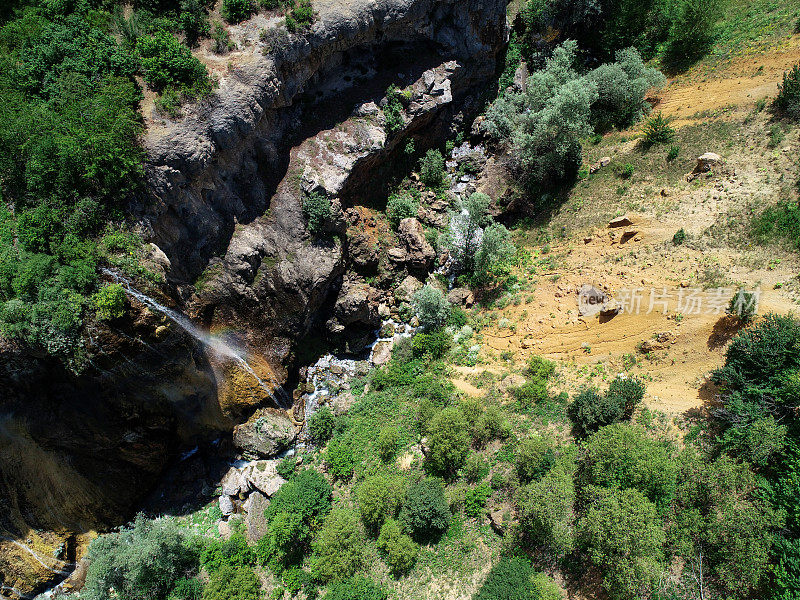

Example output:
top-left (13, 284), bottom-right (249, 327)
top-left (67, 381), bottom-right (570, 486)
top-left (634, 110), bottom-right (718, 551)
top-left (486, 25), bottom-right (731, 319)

top-left (101, 269), bottom-right (285, 408)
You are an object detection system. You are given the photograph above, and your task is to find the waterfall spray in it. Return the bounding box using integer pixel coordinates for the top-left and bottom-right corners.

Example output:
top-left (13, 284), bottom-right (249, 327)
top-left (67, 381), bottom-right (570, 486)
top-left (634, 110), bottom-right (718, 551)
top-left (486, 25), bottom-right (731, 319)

top-left (101, 269), bottom-right (286, 408)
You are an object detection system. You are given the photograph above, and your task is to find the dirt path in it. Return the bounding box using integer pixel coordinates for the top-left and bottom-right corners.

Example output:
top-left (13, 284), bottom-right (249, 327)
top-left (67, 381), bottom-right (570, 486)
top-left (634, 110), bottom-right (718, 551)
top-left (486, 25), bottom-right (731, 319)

top-left (655, 37), bottom-right (800, 125)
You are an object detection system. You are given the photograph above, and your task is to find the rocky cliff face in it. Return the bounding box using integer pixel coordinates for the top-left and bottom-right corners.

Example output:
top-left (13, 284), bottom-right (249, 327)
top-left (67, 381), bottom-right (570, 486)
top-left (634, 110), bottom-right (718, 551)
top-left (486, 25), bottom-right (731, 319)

top-left (0, 0), bottom-right (507, 596)
top-left (139, 0), bottom-right (508, 367)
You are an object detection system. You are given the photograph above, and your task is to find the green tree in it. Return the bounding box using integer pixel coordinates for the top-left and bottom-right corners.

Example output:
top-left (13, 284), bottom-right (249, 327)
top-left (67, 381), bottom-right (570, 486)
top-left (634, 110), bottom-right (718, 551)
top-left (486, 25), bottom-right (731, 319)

top-left (517, 467), bottom-right (576, 556)
top-left (579, 487), bottom-right (666, 599)
top-left (400, 477), bottom-right (450, 542)
top-left (582, 423), bottom-right (677, 508)
top-left (426, 406), bottom-right (470, 475)
top-left (83, 515), bottom-right (197, 600)
top-left (257, 469), bottom-right (332, 567)
top-left (567, 387), bottom-right (621, 436)
top-left (309, 508), bottom-right (366, 583)
top-left (474, 223), bottom-right (515, 283)
top-left (385, 191), bottom-right (419, 225)
top-left (377, 518), bottom-right (419, 576)
top-left (664, 0), bottom-right (723, 69)
top-left (356, 473), bottom-right (405, 533)
top-left (473, 556), bottom-right (538, 600)
top-left (308, 406), bottom-right (335, 442)
top-left (411, 285), bottom-right (450, 330)
top-left (94, 283), bottom-right (126, 320)
top-left (376, 426), bottom-right (400, 462)
top-left (515, 435), bottom-right (555, 483)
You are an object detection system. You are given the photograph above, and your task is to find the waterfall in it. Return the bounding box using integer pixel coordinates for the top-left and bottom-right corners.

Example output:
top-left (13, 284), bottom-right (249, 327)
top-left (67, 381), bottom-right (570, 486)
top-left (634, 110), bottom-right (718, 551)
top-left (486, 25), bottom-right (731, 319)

top-left (101, 269), bottom-right (285, 408)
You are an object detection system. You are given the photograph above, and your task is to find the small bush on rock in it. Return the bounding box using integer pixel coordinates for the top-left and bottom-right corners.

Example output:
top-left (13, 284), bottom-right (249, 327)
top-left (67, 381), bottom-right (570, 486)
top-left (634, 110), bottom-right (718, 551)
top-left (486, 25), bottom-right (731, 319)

top-left (137, 30), bottom-right (211, 95)
top-left (302, 192), bottom-right (331, 235)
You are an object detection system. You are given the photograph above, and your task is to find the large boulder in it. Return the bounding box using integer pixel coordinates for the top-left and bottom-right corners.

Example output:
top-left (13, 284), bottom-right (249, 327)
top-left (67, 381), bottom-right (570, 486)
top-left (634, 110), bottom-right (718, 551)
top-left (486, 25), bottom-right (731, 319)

top-left (232, 408), bottom-right (297, 459)
top-left (398, 218), bottom-right (436, 271)
top-left (243, 491), bottom-right (271, 543)
top-left (239, 460), bottom-right (286, 497)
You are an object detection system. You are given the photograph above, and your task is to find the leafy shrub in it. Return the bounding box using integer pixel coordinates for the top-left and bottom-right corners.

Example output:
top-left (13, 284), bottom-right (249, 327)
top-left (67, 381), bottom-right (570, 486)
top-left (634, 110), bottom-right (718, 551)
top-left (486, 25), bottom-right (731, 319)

top-left (83, 515), bottom-right (197, 600)
top-left (426, 406), bottom-right (470, 476)
top-left (640, 112), bottom-right (675, 146)
top-left (727, 289), bottom-right (758, 323)
top-left (605, 375), bottom-right (645, 417)
top-left (356, 474), bottom-right (405, 533)
top-left (276, 454), bottom-right (297, 479)
top-left (517, 467), bottom-right (576, 556)
top-left (326, 576), bottom-right (387, 600)
top-left (201, 533), bottom-right (255, 573)
top-left (568, 385), bottom-right (632, 437)
top-left (400, 478), bottom-right (450, 542)
top-left (411, 285), bottom-right (450, 330)
top-left (308, 406), bottom-right (335, 443)
top-left (672, 228), bottom-right (686, 245)
top-left (179, 0), bottom-right (210, 46)
top-left (463, 453), bottom-right (490, 483)
top-left (258, 469), bottom-right (332, 567)
top-left (377, 518), bottom-right (419, 576)
top-left (286, 0), bottom-right (314, 32)
top-left (376, 426), bottom-right (400, 462)
top-left (473, 556), bottom-right (538, 600)
top-left (221, 0), bottom-right (254, 24)
top-left (516, 435), bottom-right (555, 483)
top-left (309, 508), bottom-right (366, 583)
top-left (618, 162), bottom-right (635, 179)
top-left (514, 380), bottom-right (549, 407)
top-left (587, 47), bottom-right (665, 130)
top-left (94, 283), bottom-right (126, 320)
top-left (419, 149), bottom-right (446, 188)
top-left (385, 191), bottom-right (419, 225)
top-left (202, 565), bottom-right (260, 600)
top-left (464, 482), bottom-right (492, 519)
top-left (578, 487), bottom-right (665, 599)
top-left (325, 436), bottom-right (356, 480)
top-left (302, 192), bottom-right (331, 235)
top-left (474, 223), bottom-right (516, 284)
top-left (168, 577), bottom-right (203, 600)
top-left (583, 423), bottom-right (677, 508)
top-left (473, 405), bottom-right (511, 447)
top-left (663, 0), bottom-right (723, 69)
top-left (776, 64), bottom-right (800, 119)
top-left (137, 30), bottom-right (211, 95)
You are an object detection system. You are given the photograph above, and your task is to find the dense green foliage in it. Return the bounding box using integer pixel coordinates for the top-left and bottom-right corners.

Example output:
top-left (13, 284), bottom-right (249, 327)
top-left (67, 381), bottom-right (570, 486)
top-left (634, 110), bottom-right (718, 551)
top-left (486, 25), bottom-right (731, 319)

top-left (257, 469), bottom-right (332, 567)
top-left (385, 190), bottom-right (419, 225)
top-left (202, 565), bottom-right (260, 600)
top-left (473, 557), bottom-right (541, 600)
top-left (309, 508), bottom-right (366, 582)
top-left (484, 41), bottom-right (663, 193)
top-left (515, 0), bottom-right (723, 68)
top-left (221, 0), bottom-right (254, 24)
top-left (137, 29), bottom-right (211, 94)
top-left (376, 518), bottom-right (419, 575)
top-left (400, 477), bottom-right (451, 542)
top-left (753, 200), bottom-right (800, 251)
top-left (326, 576), bottom-right (387, 600)
top-left (640, 112), bottom-right (676, 146)
top-left (308, 405), bottom-right (335, 442)
top-left (356, 473), bottom-right (404, 533)
top-left (84, 515), bottom-right (197, 600)
top-left (568, 375), bottom-right (644, 435)
top-left (426, 406), bottom-right (470, 475)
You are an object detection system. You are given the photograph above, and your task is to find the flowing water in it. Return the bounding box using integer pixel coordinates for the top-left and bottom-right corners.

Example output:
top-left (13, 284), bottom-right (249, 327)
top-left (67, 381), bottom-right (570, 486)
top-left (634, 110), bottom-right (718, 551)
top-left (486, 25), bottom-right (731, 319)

top-left (101, 270), bottom-right (285, 407)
